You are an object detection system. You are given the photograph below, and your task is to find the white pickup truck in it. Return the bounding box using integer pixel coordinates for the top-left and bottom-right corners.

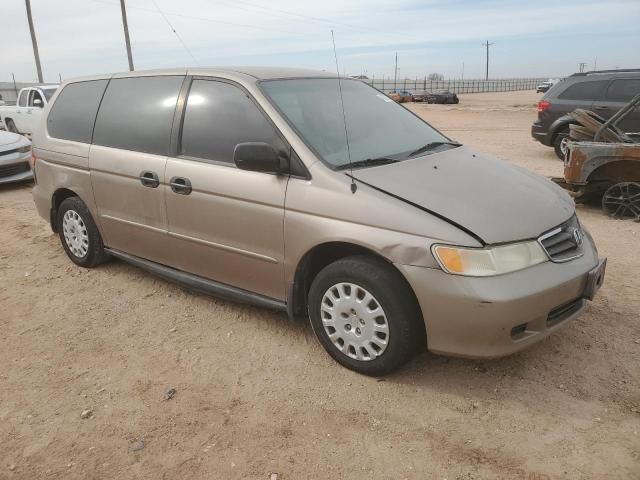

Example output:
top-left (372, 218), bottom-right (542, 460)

top-left (0, 85), bottom-right (58, 136)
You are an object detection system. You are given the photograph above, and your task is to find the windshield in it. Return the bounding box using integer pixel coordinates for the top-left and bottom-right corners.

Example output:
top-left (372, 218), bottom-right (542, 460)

top-left (260, 78), bottom-right (451, 168)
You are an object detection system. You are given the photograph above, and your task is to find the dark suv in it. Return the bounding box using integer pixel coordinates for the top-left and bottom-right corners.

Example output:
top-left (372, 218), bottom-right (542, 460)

top-left (531, 69), bottom-right (640, 159)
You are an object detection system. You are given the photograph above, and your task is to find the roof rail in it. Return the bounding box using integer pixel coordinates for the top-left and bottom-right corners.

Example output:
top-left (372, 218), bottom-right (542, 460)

top-left (570, 68), bottom-right (640, 77)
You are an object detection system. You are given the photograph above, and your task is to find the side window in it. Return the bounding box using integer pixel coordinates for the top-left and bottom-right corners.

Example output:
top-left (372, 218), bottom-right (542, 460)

top-left (558, 80), bottom-right (608, 101)
top-left (180, 80), bottom-right (284, 164)
top-left (47, 80), bottom-right (108, 143)
top-left (29, 90), bottom-right (44, 107)
top-left (93, 76), bottom-right (184, 156)
top-left (18, 90), bottom-right (28, 107)
top-left (605, 79), bottom-right (640, 102)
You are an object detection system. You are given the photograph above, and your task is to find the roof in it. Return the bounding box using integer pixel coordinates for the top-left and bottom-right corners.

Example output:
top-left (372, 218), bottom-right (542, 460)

top-left (97, 66), bottom-right (336, 82)
top-left (214, 66), bottom-right (336, 79)
top-left (60, 67), bottom-right (340, 88)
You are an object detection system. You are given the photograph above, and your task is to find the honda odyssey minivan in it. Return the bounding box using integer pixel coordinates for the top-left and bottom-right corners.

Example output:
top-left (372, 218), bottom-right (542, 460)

top-left (32, 67), bottom-right (606, 375)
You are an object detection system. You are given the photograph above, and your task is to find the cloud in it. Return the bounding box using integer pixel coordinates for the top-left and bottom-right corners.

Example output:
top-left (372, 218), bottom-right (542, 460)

top-left (2, 0), bottom-right (639, 82)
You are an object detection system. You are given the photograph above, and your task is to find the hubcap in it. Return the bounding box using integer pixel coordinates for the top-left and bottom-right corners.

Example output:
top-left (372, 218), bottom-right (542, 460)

top-left (62, 210), bottom-right (89, 258)
top-left (560, 136), bottom-right (569, 155)
top-left (320, 283), bottom-right (389, 361)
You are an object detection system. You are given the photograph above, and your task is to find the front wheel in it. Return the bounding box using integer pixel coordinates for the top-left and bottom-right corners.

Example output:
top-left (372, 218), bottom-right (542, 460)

top-left (308, 256), bottom-right (424, 376)
top-left (602, 182), bottom-right (640, 220)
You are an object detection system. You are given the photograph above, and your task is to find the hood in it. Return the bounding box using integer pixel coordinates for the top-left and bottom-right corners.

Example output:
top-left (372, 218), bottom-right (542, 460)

top-left (351, 146), bottom-right (574, 244)
top-left (0, 130), bottom-right (25, 147)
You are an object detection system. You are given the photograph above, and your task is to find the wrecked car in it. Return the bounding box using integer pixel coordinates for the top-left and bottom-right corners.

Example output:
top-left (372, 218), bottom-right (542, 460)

top-left (32, 67), bottom-right (606, 375)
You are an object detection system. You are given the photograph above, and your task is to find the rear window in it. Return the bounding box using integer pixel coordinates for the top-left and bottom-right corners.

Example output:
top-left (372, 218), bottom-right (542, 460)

top-left (605, 79), bottom-right (640, 102)
top-left (93, 76), bottom-right (183, 156)
top-left (558, 80), bottom-right (608, 101)
top-left (47, 80), bottom-right (108, 143)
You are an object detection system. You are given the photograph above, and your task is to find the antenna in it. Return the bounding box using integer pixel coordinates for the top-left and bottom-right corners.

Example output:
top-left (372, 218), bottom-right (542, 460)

top-left (331, 30), bottom-right (356, 194)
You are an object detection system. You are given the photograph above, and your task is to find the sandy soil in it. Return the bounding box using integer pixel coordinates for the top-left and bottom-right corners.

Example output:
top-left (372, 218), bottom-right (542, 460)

top-left (1, 90), bottom-right (639, 480)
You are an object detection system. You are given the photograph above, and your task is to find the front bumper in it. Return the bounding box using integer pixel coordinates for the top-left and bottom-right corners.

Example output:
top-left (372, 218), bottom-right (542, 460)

top-left (397, 235), bottom-right (602, 358)
top-left (0, 152), bottom-right (33, 184)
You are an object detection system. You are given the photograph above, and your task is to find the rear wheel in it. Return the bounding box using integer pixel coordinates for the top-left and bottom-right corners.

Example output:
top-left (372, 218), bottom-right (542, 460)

top-left (308, 255), bottom-right (424, 376)
top-left (602, 182), bottom-right (640, 220)
top-left (56, 197), bottom-right (108, 267)
top-left (553, 128), bottom-right (570, 160)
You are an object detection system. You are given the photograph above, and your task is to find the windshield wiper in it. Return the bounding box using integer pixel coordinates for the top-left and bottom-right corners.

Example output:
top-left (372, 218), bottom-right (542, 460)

top-left (407, 141), bottom-right (461, 158)
top-left (335, 157), bottom-right (399, 170)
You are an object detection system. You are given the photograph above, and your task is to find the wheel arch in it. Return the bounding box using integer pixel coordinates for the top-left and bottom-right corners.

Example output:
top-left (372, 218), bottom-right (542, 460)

top-left (586, 158), bottom-right (640, 185)
top-left (50, 187), bottom-right (79, 232)
top-left (287, 241), bottom-right (425, 337)
top-left (549, 117), bottom-right (574, 145)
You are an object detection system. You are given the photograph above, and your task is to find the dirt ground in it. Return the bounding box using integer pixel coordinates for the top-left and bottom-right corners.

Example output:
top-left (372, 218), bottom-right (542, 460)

top-left (1, 90), bottom-right (639, 480)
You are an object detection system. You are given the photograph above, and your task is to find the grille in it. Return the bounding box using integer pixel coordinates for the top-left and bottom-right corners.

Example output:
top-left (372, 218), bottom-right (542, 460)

top-left (0, 147), bottom-right (20, 157)
top-left (0, 162), bottom-right (30, 178)
top-left (538, 215), bottom-right (584, 262)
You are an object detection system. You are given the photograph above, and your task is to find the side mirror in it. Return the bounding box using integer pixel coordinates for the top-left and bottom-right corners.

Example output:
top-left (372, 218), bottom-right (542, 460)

top-left (33, 98), bottom-right (43, 108)
top-left (234, 142), bottom-right (284, 174)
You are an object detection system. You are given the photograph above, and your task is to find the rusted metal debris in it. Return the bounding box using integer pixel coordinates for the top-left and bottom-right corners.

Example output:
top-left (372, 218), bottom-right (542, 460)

top-left (552, 95), bottom-right (640, 220)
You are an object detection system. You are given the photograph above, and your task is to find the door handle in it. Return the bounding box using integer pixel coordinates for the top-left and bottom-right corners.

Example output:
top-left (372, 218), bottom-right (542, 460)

top-left (594, 105), bottom-right (609, 110)
top-left (169, 176), bottom-right (192, 195)
top-left (139, 170), bottom-right (160, 188)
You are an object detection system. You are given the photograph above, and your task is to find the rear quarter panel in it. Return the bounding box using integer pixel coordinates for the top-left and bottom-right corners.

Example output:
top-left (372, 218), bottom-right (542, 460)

top-left (32, 79), bottom-right (102, 229)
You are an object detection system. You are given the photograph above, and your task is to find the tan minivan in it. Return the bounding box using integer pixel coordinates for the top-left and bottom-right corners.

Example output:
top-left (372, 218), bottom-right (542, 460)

top-left (32, 67), bottom-right (606, 375)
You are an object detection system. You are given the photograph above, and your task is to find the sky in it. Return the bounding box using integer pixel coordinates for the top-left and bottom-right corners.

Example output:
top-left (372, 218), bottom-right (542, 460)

top-left (3, 0), bottom-right (640, 83)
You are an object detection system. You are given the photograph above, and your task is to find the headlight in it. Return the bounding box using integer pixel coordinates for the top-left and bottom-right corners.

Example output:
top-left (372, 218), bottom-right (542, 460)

top-left (17, 145), bottom-right (32, 153)
top-left (432, 241), bottom-right (548, 277)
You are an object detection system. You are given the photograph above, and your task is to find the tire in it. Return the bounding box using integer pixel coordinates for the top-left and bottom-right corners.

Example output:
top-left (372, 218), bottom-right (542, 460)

top-left (5, 119), bottom-right (19, 134)
top-left (56, 196), bottom-right (108, 267)
top-left (553, 128), bottom-right (570, 160)
top-left (308, 255), bottom-right (424, 376)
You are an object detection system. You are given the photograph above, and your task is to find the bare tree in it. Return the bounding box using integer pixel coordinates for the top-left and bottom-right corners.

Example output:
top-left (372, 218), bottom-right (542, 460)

top-left (427, 73), bottom-right (444, 81)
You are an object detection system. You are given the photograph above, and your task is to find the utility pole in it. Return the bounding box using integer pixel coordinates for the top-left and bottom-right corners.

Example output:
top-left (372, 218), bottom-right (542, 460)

top-left (579, 62), bottom-right (587, 73)
top-left (593, 57), bottom-right (598, 71)
top-left (394, 52), bottom-right (398, 89)
top-left (482, 41), bottom-right (494, 80)
top-left (25, 0), bottom-right (43, 83)
top-left (120, 0), bottom-right (134, 71)
top-left (461, 62), bottom-right (465, 81)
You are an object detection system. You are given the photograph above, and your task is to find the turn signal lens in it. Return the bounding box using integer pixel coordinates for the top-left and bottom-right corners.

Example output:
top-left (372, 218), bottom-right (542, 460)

top-left (432, 241), bottom-right (548, 277)
top-left (434, 246), bottom-right (464, 273)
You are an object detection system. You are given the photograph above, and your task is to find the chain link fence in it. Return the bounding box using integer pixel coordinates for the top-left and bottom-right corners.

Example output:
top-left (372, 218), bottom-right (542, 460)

top-left (367, 77), bottom-right (548, 94)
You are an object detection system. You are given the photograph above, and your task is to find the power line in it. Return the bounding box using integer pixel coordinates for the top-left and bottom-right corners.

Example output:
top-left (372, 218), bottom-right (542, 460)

top-left (90, 0), bottom-right (307, 37)
top-left (210, 0), bottom-right (365, 32)
top-left (227, 0), bottom-right (366, 32)
top-left (149, 0), bottom-right (200, 66)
